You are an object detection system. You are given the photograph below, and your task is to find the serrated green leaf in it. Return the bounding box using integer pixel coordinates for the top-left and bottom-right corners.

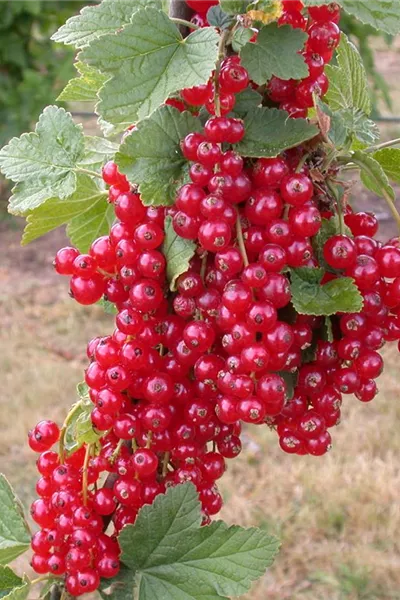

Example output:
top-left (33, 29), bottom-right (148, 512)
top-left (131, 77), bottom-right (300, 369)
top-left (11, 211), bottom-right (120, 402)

top-left (366, 148), bottom-right (400, 185)
top-left (162, 217), bottom-right (196, 291)
top-left (0, 106), bottom-right (84, 216)
top-left (220, 0), bottom-right (248, 15)
top-left (98, 299), bottom-right (118, 315)
top-left (58, 62), bottom-right (108, 103)
top-left (207, 5), bottom-right (235, 29)
top-left (231, 88), bottom-right (262, 118)
top-left (116, 106), bottom-right (202, 206)
top-left (303, 0), bottom-right (400, 34)
top-left (232, 27), bottom-right (253, 52)
top-left (240, 24), bottom-right (308, 84)
top-left (67, 202), bottom-right (114, 253)
top-left (77, 381), bottom-right (89, 401)
top-left (64, 390), bottom-right (100, 454)
top-left (290, 268), bottom-right (363, 316)
top-left (235, 107), bottom-right (318, 157)
top-left (52, 0), bottom-right (162, 49)
top-left (339, 108), bottom-right (379, 145)
top-left (99, 566), bottom-right (136, 600)
top-left (81, 8), bottom-right (219, 127)
top-left (22, 175), bottom-right (108, 246)
top-left (352, 150), bottom-right (395, 200)
top-left (79, 136), bottom-right (119, 172)
top-left (0, 579), bottom-right (29, 600)
top-left (0, 566), bottom-right (24, 597)
top-left (325, 35), bottom-right (371, 115)
top-left (119, 483), bottom-right (279, 600)
top-left (0, 475), bottom-right (30, 565)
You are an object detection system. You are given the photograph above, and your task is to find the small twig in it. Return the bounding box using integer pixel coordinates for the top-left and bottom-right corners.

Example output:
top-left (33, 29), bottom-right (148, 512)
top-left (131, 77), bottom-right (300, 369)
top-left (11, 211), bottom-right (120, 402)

top-left (76, 167), bottom-right (103, 180)
top-left (365, 137), bottom-right (400, 154)
top-left (327, 179), bottom-right (345, 235)
top-left (162, 452), bottom-right (170, 478)
top-left (82, 443), bottom-right (94, 506)
top-left (236, 215), bottom-right (249, 267)
top-left (59, 402), bottom-right (84, 464)
top-left (170, 17), bottom-right (199, 30)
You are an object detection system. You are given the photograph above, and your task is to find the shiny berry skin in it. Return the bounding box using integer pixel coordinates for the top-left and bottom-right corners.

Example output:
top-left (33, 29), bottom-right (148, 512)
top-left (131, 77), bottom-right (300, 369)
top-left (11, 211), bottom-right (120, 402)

top-left (198, 221), bottom-right (232, 252)
top-left (308, 3), bottom-right (341, 24)
top-left (102, 161), bottom-right (127, 187)
top-left (181, 82), bottom-right (211, 106)
top-left (197, 141), bottom-right (222, 167)
top-left (70, 274), bottom-right (105, 305)
top-left (184, 321), bottom-right (216, 352)
top-left (355, 379), bottom-right (378, 403)
top-left (278, 10), bottom-right (307, 30)
top-left (93, 488), bottom-right (117, 515)
top-left (345, 255), bottom-right (380, 290)
top-left (334, 367), bottom-right (361, 394)
top-left (375, 245), bottom-right (400, 278)
top-left (306, 431), bottom-right (332, 456)
top-left (280, 174), bottom-right (313, 206)
top-left (185, 0), bottom-right (218, 13)
top-left (289, 205), bottom-right (322, 237)
top-left (323, 235), bottom-right (357, 269)
top-left (181, 133), bottom-right (205, 161)
top-left (295, 74), bottom-right (329, 107)
top-left (345, 211), bottom-right (378, 237)
top-left (132, 449), bottom-right (158, 477)
top-left (307, 21), bottom-right (341, 54)
top-left (29, 421), bottom-right (60, 452)
top-left (220, 64), bottom-right (249, 93)
top-left (54, 246), bottom-right (79, 275)
top-left (354, 351), bottom-right (383, 380)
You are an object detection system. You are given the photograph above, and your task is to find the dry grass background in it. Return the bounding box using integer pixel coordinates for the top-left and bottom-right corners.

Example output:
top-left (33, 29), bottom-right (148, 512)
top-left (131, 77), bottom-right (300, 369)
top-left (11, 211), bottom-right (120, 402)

top-left (1, 33), bottom-right (400, 600)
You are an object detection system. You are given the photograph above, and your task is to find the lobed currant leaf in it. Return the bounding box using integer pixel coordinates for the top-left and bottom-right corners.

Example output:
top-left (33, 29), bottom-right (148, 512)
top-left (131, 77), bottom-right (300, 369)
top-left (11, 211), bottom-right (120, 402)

top-left (162, 216), bottom-right (196, 292)
top-left (290, 267), bottom-right (364, 316)
top-left (0, 566), bottom-right (28, 600)
top-left (0, 106), bottom-right (85, 216)
top-left (22, 175), bottom-right (108, 248)
top-left (119, 483), bottom-right (279, 600)
top-left (207, 5), bottom-right (235, 30)
top-left (240, 24), bottom-right (308, 85)
top-left (57, 62), bottom-right (108, 103)
top-left (81, 8), bottom-right (219, 127)
top-left (219, 0), bottom-right (248, 15)
top-left (79, 136), bottom-right (120, 173)
top-left (231, 88), bottom-right (263, 118)
top-left (235, 108), bottom-right (318, 158)
top-left (66, 198), bottom-right (115, 253)
top-left (304, 0), bottom-right (400, 35)
top-left (0, 475), bottom-right (30, 565)
top-left (231, 27), bottom-right (253, 53)
top-left (365, 148), bottom-right (400, 186)
top-left (116, 105), bottom-right (202, 206)
top-left (52, 0), bottom-right (162, 49)
top-left (325, 35), bottom-right (371, 115)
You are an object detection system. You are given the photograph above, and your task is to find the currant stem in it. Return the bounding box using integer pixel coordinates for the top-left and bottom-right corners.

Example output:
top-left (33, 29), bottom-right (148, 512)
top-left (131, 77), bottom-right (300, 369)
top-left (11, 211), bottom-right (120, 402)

top-left (214, 29), bottom-right (231, 118)
top-left (58, 402), bottom-right (85, 464)
top-left (162, 451), bottom-right (170, 478)
top-left (327, 179), bottom-right (345, 235)
top-left (200, 251), bottom-right (208, 282)
top-left (82, 443), bottom-right (94, 506)
top-left (110, 439), bottom-right (124, 464)
top-left (236, 215), bottom-right (249, 268)
top-left (365, 137), bottom-right (400, 153)
top-left (76, 167), bottom-right (103, 180)
top-left (169, 17), bottom-right (200, 30)
top-left (145, 431), bottom-right (153, 449)
top-left (352, 158), bottom-right (400, 234)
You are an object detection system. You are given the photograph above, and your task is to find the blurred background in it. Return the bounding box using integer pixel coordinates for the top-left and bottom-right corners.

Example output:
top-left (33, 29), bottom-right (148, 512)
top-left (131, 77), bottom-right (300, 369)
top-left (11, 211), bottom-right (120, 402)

top-left (1, 2), bottom-right (400, 599)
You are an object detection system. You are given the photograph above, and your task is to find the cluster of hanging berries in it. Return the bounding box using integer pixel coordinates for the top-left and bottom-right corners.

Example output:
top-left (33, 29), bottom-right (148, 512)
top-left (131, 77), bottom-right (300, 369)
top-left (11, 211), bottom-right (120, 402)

top-left (27, 1), bottom-right (400, 595)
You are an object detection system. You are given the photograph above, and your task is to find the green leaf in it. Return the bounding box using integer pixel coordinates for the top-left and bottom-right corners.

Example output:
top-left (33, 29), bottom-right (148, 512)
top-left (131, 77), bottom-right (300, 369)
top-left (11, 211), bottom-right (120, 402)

top-left (162, 217), bottom-right (196, 291)
top-left (0, 566), bottom-right (24, 598)
top-left (0, 572), bottom-right (29, 600)
top-left (98, 299), bottom-right (118, 316)
top-left (366, 148), bottom-right (400, 185)
top-left (231, 88), bottom-right (262, 118)
top-left (0, 475), bottom-right (30, 565)
top-left (67, 200), bottom-right (114, 253)
top-left (99, 566), bottom-right (136, 600)
top-left (22, 175), bottom-right (108, 247)
top-left (116, 106), bottom-right (202, 206)
top-left (57, 62), bottom-right (108, 103)
top-left (303, 0), bottom-right (400, 34)
top-left (52, 0), bottom-right (162, 49)
top-left (240, 24), bottom-right (308, 84)
top-left (220, 0), bottom-right (248, 15)
top-left (325, 35), bottom-right (371, 115)
top-left (79, 137), bottom-right (119, 173)
top-left (207, 5), bottom-right (235, 29)
top-left (277, 371), bottom-right (296, 400)
top-left (290, 268), bottom-right (363, 316)
top-left (64, 388), bottom-right (100, 454)
top-left (232, 27), bottom-right (253, 52)
top-left (339, 108), bottom-right (379, 145)
top-left (324, 317), bottom-right (334, 343)
top-left (352, 150), bottom-right (395, 200)
top-left (235, 108), bottom-right (318, 157)
top-left (0, 106), bottom-right (84, 216)
top-left (81, 8), bottom-right (219, 127)
top-left (119, 483), bottom-right (280, 600)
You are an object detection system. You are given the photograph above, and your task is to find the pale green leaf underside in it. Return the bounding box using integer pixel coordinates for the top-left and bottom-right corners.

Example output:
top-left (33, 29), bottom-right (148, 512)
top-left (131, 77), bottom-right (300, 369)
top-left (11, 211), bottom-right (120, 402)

top-left (325, 35), bottom-right (371, 115)
top-left (162, 217), bottom-right (196, 291)
top-left (0, 565), bottom-right (24, 596)
top-left (79, 136), bottom-right (119, 172)
top-left (67, 200), bottom-right (114, 253)
top-left (235, 108), bottom-right (319, 157)
top-left (367, 148), bottom-right (400, 185)
top-left (290, 268), bottom-right (363, 316)
top-left (352, 150), bottom-right (395, 201)
top-left (52, 0), bottom-right (161, 48)
top-left (81, 8), bottom-right (219, 126)
top-left (116, 106), bottom-right (202, 206)
top-left (0, 582), bottom-right (29, 600)
top-left (303, 0), bottom-right (400, 34)
top-left (58, 62), bottom-right (108, 102)
top-left (119, 483), bottom-right (279, 600)
top-left (240, 24), bottom-right (308, 84)
top-left (22, 175), bottom-right (107, 246)
top-left (0, 475), bottom-right (30, 565)
top-left (0, 106), bottom-right (84, 215)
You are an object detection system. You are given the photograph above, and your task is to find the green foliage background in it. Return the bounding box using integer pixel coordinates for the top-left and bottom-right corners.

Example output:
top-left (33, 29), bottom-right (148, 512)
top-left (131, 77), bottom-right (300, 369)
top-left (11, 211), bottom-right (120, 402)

top-left (0, 0), bottom-right (89, 147)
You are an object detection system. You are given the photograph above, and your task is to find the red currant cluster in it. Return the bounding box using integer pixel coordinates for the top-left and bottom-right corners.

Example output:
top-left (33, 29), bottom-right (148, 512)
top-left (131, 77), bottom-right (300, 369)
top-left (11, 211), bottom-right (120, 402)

top-left (27, 1), bottom-right (400, 594)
